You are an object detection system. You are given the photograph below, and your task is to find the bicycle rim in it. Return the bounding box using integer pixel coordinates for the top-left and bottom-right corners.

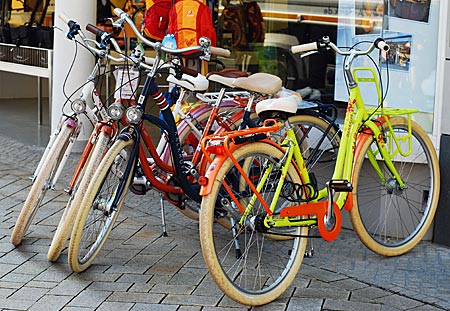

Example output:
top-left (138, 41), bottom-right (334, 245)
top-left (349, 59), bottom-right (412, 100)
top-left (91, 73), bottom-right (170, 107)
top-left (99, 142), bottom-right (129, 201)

top-left (200, 142), bottom-right (308, 305)
top-left (351, 117), bottom-right (439, 256)
top-left (69, 139), bottom-right (135, 272)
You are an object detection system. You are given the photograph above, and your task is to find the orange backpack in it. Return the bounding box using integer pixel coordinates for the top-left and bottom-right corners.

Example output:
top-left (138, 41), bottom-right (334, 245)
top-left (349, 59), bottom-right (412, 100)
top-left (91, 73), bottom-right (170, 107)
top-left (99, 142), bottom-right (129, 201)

top-left (167, 0), bottom-right (216, 49)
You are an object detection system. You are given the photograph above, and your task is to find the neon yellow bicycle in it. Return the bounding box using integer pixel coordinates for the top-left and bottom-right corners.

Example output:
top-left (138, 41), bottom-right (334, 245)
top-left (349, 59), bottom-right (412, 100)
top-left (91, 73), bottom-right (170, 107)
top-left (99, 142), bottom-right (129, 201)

top-left (198, 36), bottom-right (440, 305)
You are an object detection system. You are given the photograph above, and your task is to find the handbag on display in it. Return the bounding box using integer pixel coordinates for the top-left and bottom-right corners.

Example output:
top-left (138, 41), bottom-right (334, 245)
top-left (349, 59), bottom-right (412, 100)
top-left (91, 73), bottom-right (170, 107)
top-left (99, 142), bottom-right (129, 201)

top-left (395, 0), bottom-right (430, 22)
top-left (10, 0), bottom-right (53, 49)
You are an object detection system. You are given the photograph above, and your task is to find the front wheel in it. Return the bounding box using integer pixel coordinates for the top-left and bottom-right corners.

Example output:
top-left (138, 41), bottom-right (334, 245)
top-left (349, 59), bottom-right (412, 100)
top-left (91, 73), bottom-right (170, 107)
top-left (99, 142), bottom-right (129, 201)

top-left (199, 142), bottom-right (308, 306)
top-left (47, 130), bottom-right (111, 262)
top-left (10, 124), bottom-right (73, 246)
top-left (68, 138), bottom-right (135, 272)
top-left (351, 117), bottom-right (440, 256)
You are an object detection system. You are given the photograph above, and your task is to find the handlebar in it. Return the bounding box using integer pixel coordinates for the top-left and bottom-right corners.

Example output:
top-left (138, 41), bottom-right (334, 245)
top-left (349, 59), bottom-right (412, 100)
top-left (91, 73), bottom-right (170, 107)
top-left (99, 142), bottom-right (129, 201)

top-left (58, 13), bottom-right (202, 79)
top-left (58, 13), bottom-right (128, 63)
top-left (291, 36), bottom-right (390, 56)
top-left (113, 8), bottom-right (231, 58)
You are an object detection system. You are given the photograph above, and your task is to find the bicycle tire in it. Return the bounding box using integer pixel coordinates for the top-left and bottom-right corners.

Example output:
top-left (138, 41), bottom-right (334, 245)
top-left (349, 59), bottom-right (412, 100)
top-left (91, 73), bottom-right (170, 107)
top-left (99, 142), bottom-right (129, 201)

top-left (199, 142), bottom-right (308, 305)
top-left (283, 114), bottom-right (340, 191)
top-left (351, 117), bottom-right (440, 256)
top-left (47, 130), bottom-right (111, 262)
top-left (10, 124), bottom-right (73, 246)
top-left (68, 138), bottom-right (135, 272)
top-left (172, 104), bottom-right (245, 221)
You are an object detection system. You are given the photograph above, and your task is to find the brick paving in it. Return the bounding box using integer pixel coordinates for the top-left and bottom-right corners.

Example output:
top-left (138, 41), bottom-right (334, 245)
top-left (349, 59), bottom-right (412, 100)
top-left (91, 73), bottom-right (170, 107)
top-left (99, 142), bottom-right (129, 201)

top-left (0, 133), bottom-right (449, 311)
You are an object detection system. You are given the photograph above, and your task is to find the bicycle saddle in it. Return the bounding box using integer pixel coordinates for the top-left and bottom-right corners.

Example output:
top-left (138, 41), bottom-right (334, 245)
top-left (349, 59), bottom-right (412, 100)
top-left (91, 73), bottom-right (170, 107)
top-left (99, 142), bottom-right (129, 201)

top-left (206, 69), bottom-right (248, 88)
top-left (167, 73), bottom-right (209, 92)
top-left (232, 72), bottom-right (282, 94)
top-left (255, 94), bottom-right (300, 116)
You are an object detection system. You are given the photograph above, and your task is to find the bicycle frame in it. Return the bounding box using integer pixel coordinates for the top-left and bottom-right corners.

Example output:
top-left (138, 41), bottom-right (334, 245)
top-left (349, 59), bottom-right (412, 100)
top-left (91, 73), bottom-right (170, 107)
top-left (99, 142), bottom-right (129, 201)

top-left (200, 55), bottom-right (420, 242)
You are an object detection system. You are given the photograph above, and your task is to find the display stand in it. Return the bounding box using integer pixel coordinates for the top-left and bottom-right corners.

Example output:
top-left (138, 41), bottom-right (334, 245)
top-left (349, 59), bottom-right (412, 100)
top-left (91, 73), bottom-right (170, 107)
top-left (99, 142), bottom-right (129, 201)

top-left (0, 43), bottom-right (53, 125)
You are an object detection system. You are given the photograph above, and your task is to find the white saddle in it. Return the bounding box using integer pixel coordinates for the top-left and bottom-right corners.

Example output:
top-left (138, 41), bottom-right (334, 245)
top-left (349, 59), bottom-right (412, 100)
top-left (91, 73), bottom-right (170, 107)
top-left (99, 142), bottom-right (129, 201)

top-left (255, 94), bottom-right (301, 116)
top-left (167, 73), bottom-right (209, 92)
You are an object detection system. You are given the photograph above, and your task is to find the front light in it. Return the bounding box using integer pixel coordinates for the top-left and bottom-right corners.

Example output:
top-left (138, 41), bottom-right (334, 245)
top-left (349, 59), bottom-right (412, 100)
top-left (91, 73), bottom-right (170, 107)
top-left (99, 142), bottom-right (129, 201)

top-left (107, 102), bottom-right (124, 120)
top-left (126, 107), bottom-right (142, 124)
top-left (71, 99), bottom-right (86, 114)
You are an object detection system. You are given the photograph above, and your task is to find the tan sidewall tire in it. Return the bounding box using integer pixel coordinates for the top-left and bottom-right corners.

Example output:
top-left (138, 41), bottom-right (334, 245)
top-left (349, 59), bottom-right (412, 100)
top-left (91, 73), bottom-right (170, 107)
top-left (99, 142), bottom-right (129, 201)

top-left (199, 142), bottom-right (308, 305)
top-left (47, 131), bottom-right (111, 261)
top-left (10, 124), bottom-right (73, 246)
top-left (68, 139), bottom-right (134, 272)
top-left (350, 117), bottom-right (440, 256)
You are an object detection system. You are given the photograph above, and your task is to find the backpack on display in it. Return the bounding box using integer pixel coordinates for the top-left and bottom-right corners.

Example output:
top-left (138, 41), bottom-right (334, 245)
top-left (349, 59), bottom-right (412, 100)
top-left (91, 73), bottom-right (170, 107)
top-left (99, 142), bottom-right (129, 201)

top-left (167, 0), bottom-right (216, 49)
top-left (143, 0), bottom-right (173, 41)
top-left (218, 1), bottom-right (264, 49)
top-left (245, 2), bottom-right (264, 45)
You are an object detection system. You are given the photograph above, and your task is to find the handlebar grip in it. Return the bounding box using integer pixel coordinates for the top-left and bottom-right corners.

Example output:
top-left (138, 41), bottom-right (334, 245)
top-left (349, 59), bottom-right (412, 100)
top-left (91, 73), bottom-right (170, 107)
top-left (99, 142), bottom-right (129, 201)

top-left (374, 38), bottom-right (390, 52)
top-left (291, 42), bottom-right (319, 54)
top-left (182, 66), bottom-right (199, 77)
top-left (86, 24), bottom-right (105, 36)
top-left (58, 13), bottom-right (70, 24)
top-left (210, 46), bottom-right (231, 58)
top-left (114, 8), bottom-right (126, 17)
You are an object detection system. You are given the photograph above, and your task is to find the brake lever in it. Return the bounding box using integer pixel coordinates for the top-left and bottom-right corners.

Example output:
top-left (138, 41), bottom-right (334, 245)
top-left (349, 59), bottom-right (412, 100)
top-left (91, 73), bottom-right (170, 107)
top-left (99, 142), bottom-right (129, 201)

top-left (111, 17), bottom-right (126, 29)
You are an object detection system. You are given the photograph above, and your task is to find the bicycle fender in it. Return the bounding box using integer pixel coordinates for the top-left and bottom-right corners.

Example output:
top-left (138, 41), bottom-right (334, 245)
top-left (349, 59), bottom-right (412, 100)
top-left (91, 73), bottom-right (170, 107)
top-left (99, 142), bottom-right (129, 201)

top-left (199, 153), bottom-right (229, 196)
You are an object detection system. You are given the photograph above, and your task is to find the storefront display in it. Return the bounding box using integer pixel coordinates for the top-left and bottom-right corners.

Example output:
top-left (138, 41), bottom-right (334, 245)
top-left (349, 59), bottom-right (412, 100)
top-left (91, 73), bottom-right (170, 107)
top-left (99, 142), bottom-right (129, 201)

top-left (335, 0), bottom-right (439, 133)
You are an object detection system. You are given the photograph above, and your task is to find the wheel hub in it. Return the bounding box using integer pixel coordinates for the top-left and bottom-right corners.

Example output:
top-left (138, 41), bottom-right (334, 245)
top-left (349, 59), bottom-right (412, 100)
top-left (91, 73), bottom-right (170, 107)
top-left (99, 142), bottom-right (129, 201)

top-left (385, 178), bottom-right (403, 195)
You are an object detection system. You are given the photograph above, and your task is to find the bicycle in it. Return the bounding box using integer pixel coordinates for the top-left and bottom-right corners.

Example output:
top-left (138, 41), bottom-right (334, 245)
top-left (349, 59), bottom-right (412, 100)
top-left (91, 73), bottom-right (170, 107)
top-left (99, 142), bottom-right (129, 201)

top-left (45, 17), bottom-right (149, 261)
top-left (9, 18), bottom-right (127, 247)
top-left (66, 7), bottom-right (343, 272)
top-left (65, 7), bottom-right (236, 272)
top-left (198, 36), bottom-right (440, 305)
top-left (48, 14), bottom-right (232, 261)
top-left (173, 71), bottom-right (341, 221)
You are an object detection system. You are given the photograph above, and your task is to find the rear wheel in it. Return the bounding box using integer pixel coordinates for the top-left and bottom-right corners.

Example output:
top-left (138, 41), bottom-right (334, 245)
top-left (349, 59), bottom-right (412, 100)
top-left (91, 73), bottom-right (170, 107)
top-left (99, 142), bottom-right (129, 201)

top-left (200, 142), bottom-right (308, 305)
top-left (169, 104), bottom-right (245, 220)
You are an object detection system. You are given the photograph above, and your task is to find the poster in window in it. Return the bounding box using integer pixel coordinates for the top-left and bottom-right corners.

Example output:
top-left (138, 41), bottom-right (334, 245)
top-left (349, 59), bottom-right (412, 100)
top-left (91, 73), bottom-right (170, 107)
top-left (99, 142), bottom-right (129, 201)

top-left (335, 0), bottom-right (440, 132)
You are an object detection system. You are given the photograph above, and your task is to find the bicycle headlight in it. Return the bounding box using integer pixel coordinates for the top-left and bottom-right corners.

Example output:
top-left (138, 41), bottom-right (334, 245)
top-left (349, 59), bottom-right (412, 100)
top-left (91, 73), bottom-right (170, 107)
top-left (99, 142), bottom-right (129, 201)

top-left (125, 106), bottom-right (142, 124)
top-left (107, 102), bottom-right (124, 120)
top-left (71, 99), bottom-right (86, 114)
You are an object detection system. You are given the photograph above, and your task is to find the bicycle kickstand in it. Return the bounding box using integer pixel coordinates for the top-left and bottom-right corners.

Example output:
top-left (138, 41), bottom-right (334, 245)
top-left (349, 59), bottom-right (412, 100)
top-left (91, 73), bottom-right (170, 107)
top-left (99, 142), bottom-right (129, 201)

top-left (159, 192), bottom-right (168, 237)
top-left (305, 237), bottom-right (315, 258)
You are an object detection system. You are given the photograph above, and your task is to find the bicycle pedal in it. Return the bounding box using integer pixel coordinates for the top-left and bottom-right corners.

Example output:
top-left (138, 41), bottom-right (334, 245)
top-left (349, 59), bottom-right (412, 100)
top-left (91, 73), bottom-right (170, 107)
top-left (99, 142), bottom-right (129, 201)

top-left (328, 180), bottom-right (353, 192)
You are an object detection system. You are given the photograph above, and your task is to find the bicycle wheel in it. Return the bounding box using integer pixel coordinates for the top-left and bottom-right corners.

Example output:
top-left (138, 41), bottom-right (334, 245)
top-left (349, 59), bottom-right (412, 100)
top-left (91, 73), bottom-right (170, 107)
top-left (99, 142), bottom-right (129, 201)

top-left (351, 117), bottom-right (440, 256)
top-left (10, 124), bottom-right (73, 246)
top-left (286, 114), bottom-right (340, 191)
top-left (199, 142), bottom-right (308, 305)
top-left (168, 104), bottom-right (244, 221)
top-left (68, 138), bottom-right (135, 272)
top-left (47, 130), bottom-right (111, 262)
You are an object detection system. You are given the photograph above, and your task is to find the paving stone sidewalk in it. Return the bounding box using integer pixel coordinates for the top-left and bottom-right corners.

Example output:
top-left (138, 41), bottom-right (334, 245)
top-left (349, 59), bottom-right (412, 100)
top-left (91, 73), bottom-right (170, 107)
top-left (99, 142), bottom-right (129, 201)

top-left (0, 134), bottom-right (449, 311)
